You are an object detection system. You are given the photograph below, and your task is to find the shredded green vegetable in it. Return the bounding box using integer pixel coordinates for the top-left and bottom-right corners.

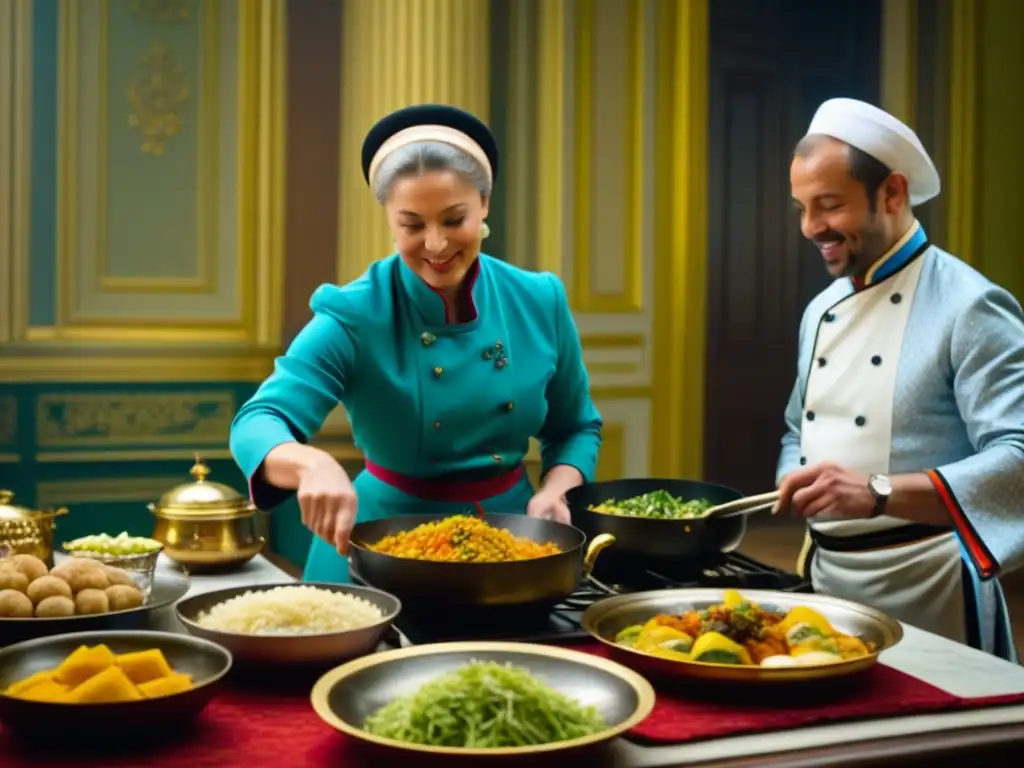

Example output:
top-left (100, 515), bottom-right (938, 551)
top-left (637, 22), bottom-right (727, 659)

top-left (589, 490), bottom-right (713, 519)
top-left (363, 660), bottom-right (606, 748)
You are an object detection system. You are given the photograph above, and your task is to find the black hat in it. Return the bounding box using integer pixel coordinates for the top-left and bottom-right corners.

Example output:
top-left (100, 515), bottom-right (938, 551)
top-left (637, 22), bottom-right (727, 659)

top-left (361, 104), bottom-right (499, 186)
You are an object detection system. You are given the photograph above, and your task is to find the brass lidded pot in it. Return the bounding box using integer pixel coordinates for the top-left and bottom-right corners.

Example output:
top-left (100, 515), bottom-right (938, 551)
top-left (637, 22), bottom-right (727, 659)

top-left (0, 490), bottom-right (68, 568)
top-left (149, 456), bottom-right (266, 572)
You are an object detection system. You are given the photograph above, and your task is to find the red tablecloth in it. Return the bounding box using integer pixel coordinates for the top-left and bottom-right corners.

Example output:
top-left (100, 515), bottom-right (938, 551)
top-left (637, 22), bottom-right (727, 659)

top-left (569, 643), bottom-right (1024, 744)
top-left (4, 642), bottom-right (1024, 765)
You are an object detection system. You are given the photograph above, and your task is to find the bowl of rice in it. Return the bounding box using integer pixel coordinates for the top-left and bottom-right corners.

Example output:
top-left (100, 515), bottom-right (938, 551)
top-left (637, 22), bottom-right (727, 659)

top-left (174, 582), bottom-right (401, 666)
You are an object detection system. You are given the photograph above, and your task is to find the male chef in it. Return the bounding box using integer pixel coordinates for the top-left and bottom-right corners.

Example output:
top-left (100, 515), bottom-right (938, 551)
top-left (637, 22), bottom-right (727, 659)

top-left (774, 98), bottom-right (1024, 661)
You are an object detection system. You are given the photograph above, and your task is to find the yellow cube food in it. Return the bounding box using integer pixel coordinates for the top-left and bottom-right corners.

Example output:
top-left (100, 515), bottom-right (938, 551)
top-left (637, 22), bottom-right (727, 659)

top-left (4, 669), bottom-right (55, 696)
top-left (137, 672), bottom-right (194, 699)
top-left (115, 649), bottom-right (174, 685)
top-left (13, 679), bottom-right (70, 703)
top-left (65, 665), bottom-right (142, 703)
top-left (55, 644), bottom-right (117, 688)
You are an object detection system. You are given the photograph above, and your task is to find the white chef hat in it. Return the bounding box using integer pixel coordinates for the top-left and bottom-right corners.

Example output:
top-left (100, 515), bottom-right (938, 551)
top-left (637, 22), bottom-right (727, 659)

top-left (804, 98), bottom-right (941, 207)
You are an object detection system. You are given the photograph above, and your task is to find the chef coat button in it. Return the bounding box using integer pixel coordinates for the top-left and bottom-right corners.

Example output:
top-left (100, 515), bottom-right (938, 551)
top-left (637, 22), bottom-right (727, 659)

top-left (495, 340), bottom-right (503, 350)
top-left (503, 401), bottom-right (514, 412)
top-left (871, 355), bottom-right (882, 366)
top-left (799, 456), bottom-right (807, 465)
top-left (890, 293), bottom-right (902, 304)
top-left (434, 420), bottom-right (441, 430)
top-left (855, 415), bottom-right (867, 427)
top-left (483, 349), bottom-right (493, 360)
top-left (492, 454), bottom-right (503, 463)
top-left (433, 366), bottom-right (443, 378)
top-left (806, 411), bottom-right (816, 421)
top-left (817, 357), bottom-right (826, 367)
top-left (496, 358), bottom-right (507, 369)
top-left (824, 312), bottom-right (836, 322)
top-left (420, 332), bottom-right (436, 346)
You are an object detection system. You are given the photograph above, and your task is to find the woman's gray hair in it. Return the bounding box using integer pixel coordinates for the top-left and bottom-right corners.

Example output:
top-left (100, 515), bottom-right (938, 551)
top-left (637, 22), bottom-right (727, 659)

top-left (372, 140), bottom-right (492, 203)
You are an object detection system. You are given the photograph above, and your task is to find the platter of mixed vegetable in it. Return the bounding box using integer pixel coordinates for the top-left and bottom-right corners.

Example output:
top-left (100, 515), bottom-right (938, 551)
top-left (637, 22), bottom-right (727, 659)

top-left (583, 588), bottom-right (903, 682)
top-left (587, 490), bottom-right (713, 520)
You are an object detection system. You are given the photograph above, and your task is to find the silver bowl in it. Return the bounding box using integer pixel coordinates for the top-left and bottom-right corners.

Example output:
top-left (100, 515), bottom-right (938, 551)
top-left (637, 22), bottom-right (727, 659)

top-left (174, 581), bottom-right (401, 667)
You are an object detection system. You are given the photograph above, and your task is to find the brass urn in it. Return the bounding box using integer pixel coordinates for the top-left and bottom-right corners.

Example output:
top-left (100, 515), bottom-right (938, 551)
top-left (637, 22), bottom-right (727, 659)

top-left (149, 456), bottom-right (266, 572)
top-left (0, 490), bottom-right (68, 568)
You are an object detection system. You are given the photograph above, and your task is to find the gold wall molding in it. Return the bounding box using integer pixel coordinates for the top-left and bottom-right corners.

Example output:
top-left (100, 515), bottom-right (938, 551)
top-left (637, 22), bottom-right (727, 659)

top-left (15, 0), bottom-right (285, 354)
top-left (64, 0), bottom-right (221, 308)
top-left (35, 391), bottom-right (235, 448)
top-left (127, 39), bottom-right (189, 156)
top-left (0, 0), bottom-right (32, 345)
top-left (0, 352), bottom-right (275, 383)
top-left (534, 0), bottom-right (567, 277)
top-left (651, 0), bottom-right (708, 478)
top-left (36, 448), bottom-right (231, 463)
top-left (0, 453), bottom-right (20, 464)
top-left (504, 0), bottom-right (539, 269)
top-left (571, 0), bottom-right (645, 314)
top-left (947, 0), bottom-right (979, 266)
top-left (335, 0), bottom-right (490, 286)
top-left (36, 475), bottom-right (185, 507)
top-left (880, 0), bottom-right (917, 127)
top-left (130, 0), bottom-right (190, 24)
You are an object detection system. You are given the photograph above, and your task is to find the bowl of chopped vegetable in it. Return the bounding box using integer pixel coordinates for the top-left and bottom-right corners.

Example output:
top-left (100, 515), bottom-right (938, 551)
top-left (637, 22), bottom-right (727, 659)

top-left (310, 641), bottom-right (655, 760)
top-left (565, 478), bottom-right (748, 562)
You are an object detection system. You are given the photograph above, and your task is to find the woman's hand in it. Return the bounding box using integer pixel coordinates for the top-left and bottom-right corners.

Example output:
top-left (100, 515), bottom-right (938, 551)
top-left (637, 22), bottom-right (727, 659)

top-left (295, 451), bottom-right (359, 554)
top-left (526, 489), bottom-right (571, 523)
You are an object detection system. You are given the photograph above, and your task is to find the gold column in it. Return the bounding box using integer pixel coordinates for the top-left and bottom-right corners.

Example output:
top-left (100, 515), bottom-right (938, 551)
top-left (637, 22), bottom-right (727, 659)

top-left (336, 0), bottom-right (491, 285)
top-left (946, 0), bottom-right (979, 267)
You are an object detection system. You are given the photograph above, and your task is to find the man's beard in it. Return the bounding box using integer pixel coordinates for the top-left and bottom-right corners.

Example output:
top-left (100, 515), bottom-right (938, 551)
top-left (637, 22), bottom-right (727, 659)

top-left (814, 217), bottom-right (889, 279)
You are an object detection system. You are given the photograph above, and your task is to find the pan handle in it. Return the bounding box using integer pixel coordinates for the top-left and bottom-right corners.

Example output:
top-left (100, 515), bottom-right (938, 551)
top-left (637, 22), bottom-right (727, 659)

top-left (582, 533), bottom-right (616, 578)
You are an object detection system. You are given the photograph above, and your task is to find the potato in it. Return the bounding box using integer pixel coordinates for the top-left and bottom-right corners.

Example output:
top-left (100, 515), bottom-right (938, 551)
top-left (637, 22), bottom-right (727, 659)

top-left (27, 575), bottom-right (73, 604)
top-left (35, 595), bottom-right (75, 618)
top-left (0, 588), bottom-right (33, 617)
top-left (104, 566), bottom-right (137, 588)
top-left (0, 569), bottom-right (29, 593)
top-left (5, 554), bottom-right (48, 582)
top-left (66, 568), bottom-right (110, 594)
top-left (105, 584), bottom-right (143, 612)
top-left (74, 588), bottom-right (110, 615)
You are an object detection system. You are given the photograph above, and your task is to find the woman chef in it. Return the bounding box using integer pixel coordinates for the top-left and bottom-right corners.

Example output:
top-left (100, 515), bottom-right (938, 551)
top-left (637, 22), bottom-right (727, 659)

top-left (229, 104), bottom-right (602, 583)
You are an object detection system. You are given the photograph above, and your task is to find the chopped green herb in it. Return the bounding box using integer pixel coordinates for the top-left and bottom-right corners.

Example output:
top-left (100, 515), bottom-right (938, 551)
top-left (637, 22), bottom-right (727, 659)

top-left (363, 660), bottom-right (606, 748)
top-left (589, 490), bottom-right (713, 520)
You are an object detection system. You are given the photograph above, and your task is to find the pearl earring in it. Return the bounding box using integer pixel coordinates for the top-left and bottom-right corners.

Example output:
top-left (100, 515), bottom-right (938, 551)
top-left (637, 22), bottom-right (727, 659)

top-left (480, 221), bottom-right (491, 240)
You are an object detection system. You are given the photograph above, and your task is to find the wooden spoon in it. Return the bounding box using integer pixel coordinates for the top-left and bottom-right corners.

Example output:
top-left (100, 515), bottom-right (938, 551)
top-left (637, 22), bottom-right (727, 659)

top-left (703, 490), bottom-right (781, 519)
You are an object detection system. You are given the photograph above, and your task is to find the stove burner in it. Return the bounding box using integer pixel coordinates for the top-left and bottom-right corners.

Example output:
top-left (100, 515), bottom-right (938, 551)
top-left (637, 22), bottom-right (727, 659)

top-left (354, 551), bottom-right (811, 647)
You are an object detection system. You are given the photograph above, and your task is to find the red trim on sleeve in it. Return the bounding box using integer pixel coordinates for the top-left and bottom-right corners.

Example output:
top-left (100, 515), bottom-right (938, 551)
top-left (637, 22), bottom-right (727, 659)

top-left (926, 469), bottom-right (998, 579)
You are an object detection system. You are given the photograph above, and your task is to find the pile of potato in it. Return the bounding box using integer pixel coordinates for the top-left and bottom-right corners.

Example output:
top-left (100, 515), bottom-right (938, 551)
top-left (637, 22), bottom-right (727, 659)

top-left (0, 554), bottom-right (145, 618)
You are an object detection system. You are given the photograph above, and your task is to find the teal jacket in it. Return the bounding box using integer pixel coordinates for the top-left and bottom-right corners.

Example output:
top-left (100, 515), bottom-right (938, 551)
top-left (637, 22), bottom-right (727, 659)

top-left (230, 254), bottom-right (603, 509)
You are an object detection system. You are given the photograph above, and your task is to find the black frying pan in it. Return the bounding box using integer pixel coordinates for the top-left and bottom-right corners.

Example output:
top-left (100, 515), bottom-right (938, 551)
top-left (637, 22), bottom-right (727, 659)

top-left (565, 478), bottom-right (748, 560)
top-left (348, 513), bottom-right (608, 610)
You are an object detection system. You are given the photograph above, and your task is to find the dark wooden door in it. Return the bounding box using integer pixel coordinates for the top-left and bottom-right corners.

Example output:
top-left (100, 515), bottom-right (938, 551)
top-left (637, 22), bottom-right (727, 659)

top-left (703, 0), bottom-right (882, 493)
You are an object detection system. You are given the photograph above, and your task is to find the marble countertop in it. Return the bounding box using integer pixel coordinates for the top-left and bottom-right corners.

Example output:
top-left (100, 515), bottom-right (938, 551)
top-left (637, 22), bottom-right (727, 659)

top-left (150, 555), bottom-right (1024, 767)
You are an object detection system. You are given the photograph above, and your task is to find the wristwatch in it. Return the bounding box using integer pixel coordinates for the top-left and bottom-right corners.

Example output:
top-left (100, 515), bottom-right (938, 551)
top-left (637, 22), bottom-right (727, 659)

top-left (868, 474), bottom-right (892, 518)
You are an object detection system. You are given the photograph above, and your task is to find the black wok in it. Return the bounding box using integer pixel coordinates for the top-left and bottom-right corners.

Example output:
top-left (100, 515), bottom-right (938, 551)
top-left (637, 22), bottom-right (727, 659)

top-left (348, 514), bottom-right (612, 610)
top-left (565, 478), bottom-right (747, 561)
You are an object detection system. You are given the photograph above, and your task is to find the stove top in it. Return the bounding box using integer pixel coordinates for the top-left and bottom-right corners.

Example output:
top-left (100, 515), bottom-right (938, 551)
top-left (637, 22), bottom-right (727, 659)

top-left (354, 551), bottom-right (811, 647)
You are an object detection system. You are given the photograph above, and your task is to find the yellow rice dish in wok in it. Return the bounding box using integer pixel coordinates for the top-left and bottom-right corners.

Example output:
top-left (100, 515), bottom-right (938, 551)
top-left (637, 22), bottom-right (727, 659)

top-left (613, 590), bottom-right (875, 668)
top-left (367, 515), bottom-right (561, 563)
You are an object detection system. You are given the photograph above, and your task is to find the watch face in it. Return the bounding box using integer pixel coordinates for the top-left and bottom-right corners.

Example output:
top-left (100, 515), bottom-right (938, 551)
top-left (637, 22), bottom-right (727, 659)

top-left (870, 474), bottom-right (893, 497)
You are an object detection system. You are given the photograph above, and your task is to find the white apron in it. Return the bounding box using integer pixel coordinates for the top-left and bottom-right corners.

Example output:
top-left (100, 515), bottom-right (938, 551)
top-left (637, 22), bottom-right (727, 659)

top-left (798, 254), bottom-right (965, 642)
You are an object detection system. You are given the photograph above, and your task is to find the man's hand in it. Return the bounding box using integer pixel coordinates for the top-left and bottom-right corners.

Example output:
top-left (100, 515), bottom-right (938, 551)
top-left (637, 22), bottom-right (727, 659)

top-left (775, 461), bottom-right (877, 519)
